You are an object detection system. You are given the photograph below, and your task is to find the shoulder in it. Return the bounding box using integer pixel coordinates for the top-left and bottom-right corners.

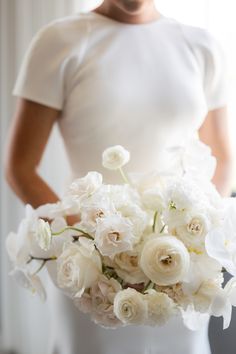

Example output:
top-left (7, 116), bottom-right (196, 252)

top-left (176, 21), bottom-right (224, 57)
top-left (28, 13), bottom-right (90, 51)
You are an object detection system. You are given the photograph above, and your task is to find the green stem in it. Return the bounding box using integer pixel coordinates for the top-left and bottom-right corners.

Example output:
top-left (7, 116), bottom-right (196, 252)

top-left (118, 167), bottom-right (130, 184)
top-left (27, 255), bottom-right (57, 264)
top-left (152, 211), bottom-right (158, 233)
top-left (32, 260), bottom-right (47, 276)
top-left (143, 281), bottom-right (155, 293)
top-left (160, 224), bottom-right (166, 234)
top-left (52, 227), bottom-right (93, 240)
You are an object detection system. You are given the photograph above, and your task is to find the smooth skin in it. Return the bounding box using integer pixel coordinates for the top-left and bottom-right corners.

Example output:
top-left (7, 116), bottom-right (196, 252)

top-left (4, 0), bottom-right (233, 227)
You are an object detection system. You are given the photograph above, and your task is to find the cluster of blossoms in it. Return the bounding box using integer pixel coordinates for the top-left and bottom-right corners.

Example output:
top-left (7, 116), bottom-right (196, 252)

top-left (6, 143), bottom-right (236, 330)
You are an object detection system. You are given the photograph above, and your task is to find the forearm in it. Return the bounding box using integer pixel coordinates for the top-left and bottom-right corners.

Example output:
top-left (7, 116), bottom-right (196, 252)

top-left (5, 168), bottom-right (81, 225)
top-left (6, 169), bottom-right (60, 208)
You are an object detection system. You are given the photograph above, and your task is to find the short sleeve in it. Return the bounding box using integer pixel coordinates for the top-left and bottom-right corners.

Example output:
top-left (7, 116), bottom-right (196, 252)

top-left (12, 23), bottom-right (67, 110)
top-left (202, 32), bottom-right (228, 111)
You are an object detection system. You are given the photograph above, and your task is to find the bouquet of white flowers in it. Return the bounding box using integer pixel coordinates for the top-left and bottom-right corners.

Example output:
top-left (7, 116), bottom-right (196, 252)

top-left (6, 142), bottom-right (236, 330)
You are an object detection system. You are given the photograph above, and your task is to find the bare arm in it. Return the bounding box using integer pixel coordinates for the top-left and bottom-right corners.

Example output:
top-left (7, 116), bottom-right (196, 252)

top-left (4, 98), bottom-right (78, 224)
top-left (198, 106), bottom-right (233, 197)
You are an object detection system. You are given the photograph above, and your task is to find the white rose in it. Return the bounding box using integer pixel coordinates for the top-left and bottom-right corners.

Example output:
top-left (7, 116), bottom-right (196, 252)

top-left (74, 292), bottom-right (92, 314)
top-left (114, 288), bottom-right (148, 324)
top-left (57, 243), bottom-right (102, 297)
top-left (113, 249), bottom-right (148, 284)
top-left (68, 171), bottom-right (103, 199)
top-left (91, 275), bottom-right (122, 328)
top-left (35, 219), bottom-right (52, 251)
top-left (102, 145), bottom-right (130, 170)
top-left (144, 289), bottom-right (177, 326)
top-left (140, 236), bottom-right (190, 286)
top-left (95, 214), bottom-right (135, 257)
top-left (74, 275), bottom-right (122, 328)
top-left (173, 213), bottom-right (210, 253)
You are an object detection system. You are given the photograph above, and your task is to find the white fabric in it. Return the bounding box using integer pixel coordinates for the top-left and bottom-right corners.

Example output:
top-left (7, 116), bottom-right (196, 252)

top-left (12, 10), bottom-right (228, 354)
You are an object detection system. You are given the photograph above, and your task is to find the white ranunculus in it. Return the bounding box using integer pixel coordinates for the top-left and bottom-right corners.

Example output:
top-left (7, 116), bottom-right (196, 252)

top-left (205, 200), bottom-right (236, 276)
top-left (68, 171), bottom-right (103, 199)
top-left (114, 288), bottom-right (148, 324)
top-left (10, 269), bottom-right (46, 302)
top-left (113, 248), bottom-right (148, 284)
top-left (35, 219), bottom-right (52, 251)
top-left (102, 145), bottom-right (130, 170)
top-left (144, 289), bottom-right (177, 326)
top-left (95, 214), bottom-right (135, 257)
top-left (140, 236), bottom-right (190, 286)
top-left (57, 243), bottom-right (102, 297)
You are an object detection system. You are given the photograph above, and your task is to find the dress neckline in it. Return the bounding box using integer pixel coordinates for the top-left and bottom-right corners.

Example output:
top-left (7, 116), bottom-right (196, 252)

top-left (89, 10), bottom-right (169, 28)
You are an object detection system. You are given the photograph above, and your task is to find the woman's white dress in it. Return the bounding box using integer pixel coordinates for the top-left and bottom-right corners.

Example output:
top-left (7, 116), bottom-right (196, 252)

top-left (12, 10), bottom-right (228, 354)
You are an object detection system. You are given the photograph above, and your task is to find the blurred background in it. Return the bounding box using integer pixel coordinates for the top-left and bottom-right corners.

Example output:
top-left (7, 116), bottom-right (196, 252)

top-left (0, 0), bottom-right (236, 353)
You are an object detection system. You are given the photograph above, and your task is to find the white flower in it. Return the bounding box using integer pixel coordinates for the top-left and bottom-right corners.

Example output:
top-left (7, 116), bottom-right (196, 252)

top-left (57, 243), bottom-right (102, 297)
top-left (113, 248), bottom-right (148, 284)
top-left (36, 195), bottom-right (81, 219)
top-left (165, 138), bottom-right (217, 181)
top-left (114, 288), bottom-right (148, 324)
top-left (74, 275), bottom-right (122, 328)
top-left (205, 200), bottom-right (236, 276)
top-left (80, 193), bottom-right (116, 233)
top-left (209, 288), bottom-right (232, 329)
top-left (10, 269), bottom-right (46, 302)
top-left (208, 276), bottom-right (236, 329)
top-left (142, 188), bottom-right (165, 212)
top-left (140, 235), bottom-right (190, 286)
top-left (68, 171), bottom-right (103, 199)
top-left (144, 289), bottom-right (177, 326)
top-left (181, 304), bottom-right (210, 331)
top-left (5, 205), bottom-right (48, 267)
top-left (102, 145), bottom-right (130, 170)
top-left (224, 276), bottom-right (236, 306)
top-left (35, 219), bottom-right (52, 251)
top-left (183, 253), bottom-right (222, 295)
top-left (116, 203), bottom-right (148, 242)
top-left (192, 280), bottom-right (223, 313)
top-left (173, 213), bottom-right (211, 253)
top-left (95, 214), bottom-right (135, 257)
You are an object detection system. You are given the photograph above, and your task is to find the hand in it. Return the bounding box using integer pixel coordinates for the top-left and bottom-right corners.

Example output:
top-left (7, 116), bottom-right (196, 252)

top-left (66, 214), bottom-right (81, 226)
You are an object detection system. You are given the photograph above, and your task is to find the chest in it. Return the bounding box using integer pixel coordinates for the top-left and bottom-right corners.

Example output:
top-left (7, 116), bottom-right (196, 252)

top-left (62, 27), bottom-right (208, 137)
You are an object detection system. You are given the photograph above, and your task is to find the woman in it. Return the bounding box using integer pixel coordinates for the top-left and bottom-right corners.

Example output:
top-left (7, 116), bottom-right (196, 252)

top-left (4, 0), bottom-right (233, 353)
